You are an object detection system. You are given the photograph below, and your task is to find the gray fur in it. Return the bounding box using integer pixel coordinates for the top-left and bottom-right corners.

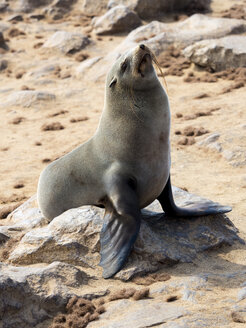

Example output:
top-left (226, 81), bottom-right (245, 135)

top-left (37, 45), bottom-right (171, 220)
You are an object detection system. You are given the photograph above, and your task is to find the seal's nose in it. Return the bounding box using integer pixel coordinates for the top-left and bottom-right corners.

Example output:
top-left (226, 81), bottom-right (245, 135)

top-left (139, 44), bottom-right (145, 50)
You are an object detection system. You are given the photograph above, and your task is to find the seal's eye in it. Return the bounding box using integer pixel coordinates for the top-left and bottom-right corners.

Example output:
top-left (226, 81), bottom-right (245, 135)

top-left (109, 77), bottom-right (117, 88)
top-left (121, 61), bottom-right (127, 73)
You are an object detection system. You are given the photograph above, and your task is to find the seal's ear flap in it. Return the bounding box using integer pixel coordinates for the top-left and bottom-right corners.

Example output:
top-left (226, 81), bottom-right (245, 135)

top-left (109, 77), bottom-right (117, 88)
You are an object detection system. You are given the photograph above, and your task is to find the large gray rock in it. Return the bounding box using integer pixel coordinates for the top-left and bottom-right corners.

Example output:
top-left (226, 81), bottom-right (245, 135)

top-left (76, 56), bottom-right (102, 77)
top-left (0, 90), bottom-right (56, 108)
top-left (107, 0), bottom-right (211, 19)
top-left (4, 188), bottom-right (242, 280)
top-left (19, 0), bottom-right (76, 12)
top-left (43, 31), bottom-right (90, 54)
top-left (87, 299), bottom-right (186, 328)
top-left (198, 127), bottom-right (246, 167)
top-left (183, 35), bottom-right (246, 71)
top-left (82, 0), bottom-right (108, 16)
top-left (88, 14), bottom-right (246, 80)
top-left (92, 5), bottom-right (141, 35)
top-left (19, 0), bottom-right (53, 12)
top-left (0, 261), bottom-right (88, 328)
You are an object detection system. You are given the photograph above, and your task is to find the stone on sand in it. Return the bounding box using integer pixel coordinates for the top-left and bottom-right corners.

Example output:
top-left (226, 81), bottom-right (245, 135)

top-left (107, 0), bottom-right (211, 19)
top-left (43, 31), bottom-right (90, 54)
top-left (82, 0), bottom-right (108, 16)
top-left (92, 5), bottom-right (141, 35)
top-left (1, 90), bottom-right (56, 108)
top-left (183, 35), bottom-right (246, 71)
top-left (89, 14), bottom-right (246, 80)
top-left (4, 188), bottom-right (242, 281)
top-left (0, 261), bottom-right (88, 327)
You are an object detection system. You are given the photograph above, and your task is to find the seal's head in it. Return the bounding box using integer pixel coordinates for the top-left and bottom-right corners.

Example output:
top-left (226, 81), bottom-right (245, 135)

top-left (106, 44), bottom-right (160, 93)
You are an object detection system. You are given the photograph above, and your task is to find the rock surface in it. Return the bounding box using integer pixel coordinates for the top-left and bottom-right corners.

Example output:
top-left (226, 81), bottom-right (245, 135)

top-left (2, 188), bottom-right (242, 281)
top-left (82, 0), bottom-right (108, 16)
top-left (43, 31), bottom-right (90, 54)
top-left (0, 90), bottom-right (56, 108)
top-left (92, 5), bottom-right (141, 35)
top-left (107, 0), bottom-right (211, 19)
top-left (19, 0), bottom-right (53, 12)
top-left (87, 299), bottom-right (186, 328)
top-left (0, 187), bottom-right (243, 327)
top-left (183, 35), bottom-right (246, 71)
top-left (0, 261), bottom-right (88, 328)
top-left (89, 14), bottom-right (246, 80)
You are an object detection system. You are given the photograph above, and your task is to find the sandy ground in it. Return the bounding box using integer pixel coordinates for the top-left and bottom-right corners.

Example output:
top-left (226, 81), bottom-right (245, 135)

top-left (0, 0), bottom-right (246, 326)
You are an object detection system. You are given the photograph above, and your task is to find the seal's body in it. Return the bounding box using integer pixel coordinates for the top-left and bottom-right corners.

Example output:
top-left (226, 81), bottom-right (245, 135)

top-left (38, 44), bottom-right (231, 278)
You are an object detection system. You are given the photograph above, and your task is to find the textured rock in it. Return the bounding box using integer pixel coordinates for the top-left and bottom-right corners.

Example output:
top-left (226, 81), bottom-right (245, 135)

top-left (82, 0), bottom-right (108, 16)
top-left (5, 188), bottom-right (242, 280)
top-left (76, 56), bottom-right (102, 77)
top-left (0, 261), bottom-right (88, 328)
top-left (1, 90), bottom-right (56, 108)
top-left (107, 0), bottom-right (211, 19)
top-left (183, 35), bottom-right (246, 71)
top-left (19, 0), bottom-right (53, 12)
top-left (197, 133), bottom-right (222, 153)
top-left (87, 299), bottom-right (186, 328)
top-left (0, 59), bottom-right (7, 71)
top-left (0, 232), bottom-right (9, 244)
top-left (90, 14), bottom-right (246, 80)
top-left (0, 1), bottom-right (8, 13)
top-left (43, 31), bottom-right (90, 54)
top-left (92, 5), bottom-right (141, 35)
top-left (0, 31), bottom-right (8, 50)
top-left (19, 0), bottom-right (76, 13)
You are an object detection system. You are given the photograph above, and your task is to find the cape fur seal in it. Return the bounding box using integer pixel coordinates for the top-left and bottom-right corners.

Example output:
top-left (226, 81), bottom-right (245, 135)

top-left (37, 44), bottom-right (231, 278)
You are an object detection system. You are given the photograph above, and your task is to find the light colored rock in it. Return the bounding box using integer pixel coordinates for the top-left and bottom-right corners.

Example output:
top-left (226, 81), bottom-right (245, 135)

top-left (6, 188), bottom-right (242, 280)
top-left (82, 0), bottom-right (108, 16)
top-left (19, 0), bottom-right (76, 13)
top-left (198, 133), bottom-right (222, 153)
top-left (1, 90), bottom-right (56, 108)
top-left (238, 288), bottom-right (246, 301)
top-left (19, 0), bottom-right (53, 12)
top-left (27, 63), bottom-right (61, 79)
top-left (43, 31), bottom-right (90, 54)
top-left (87, 299), bottom-right (186, 328)
top-left (76, 56), bottom-right (102, 77)
top-left (183, 35), bottom-right (246, 71)
top-left (43, 0), bottom-right (77, 20)
top-left (92, 5), bottom-right (141, 35)
top-left (89, 14), bottom-right (246, 80)
top-left (107, 0), bottom-right (211, 19)
top-left (199, 133), bottom-right (220, 144)
top-left (0, 261), bottom-right (88, 327)
top-left (0, 1), bottom-right (8, 13)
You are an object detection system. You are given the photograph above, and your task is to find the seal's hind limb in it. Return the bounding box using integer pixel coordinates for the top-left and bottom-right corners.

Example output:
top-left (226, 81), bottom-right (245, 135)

top-left (99, 174), bottom-right (141, 278)
top-left (157, 176), bottom-right (232, 217)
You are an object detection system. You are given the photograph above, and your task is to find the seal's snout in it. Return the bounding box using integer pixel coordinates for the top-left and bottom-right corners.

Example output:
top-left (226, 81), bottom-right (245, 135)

top-left (139, 44), bottom-right (145, 50)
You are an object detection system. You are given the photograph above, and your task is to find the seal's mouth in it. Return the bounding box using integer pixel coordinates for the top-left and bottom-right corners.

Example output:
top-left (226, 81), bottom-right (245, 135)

top-left (138, 53), bottom-right (151, 77)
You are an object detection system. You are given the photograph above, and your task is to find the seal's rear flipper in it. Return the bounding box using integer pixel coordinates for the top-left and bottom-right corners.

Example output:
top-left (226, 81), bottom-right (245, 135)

top-left (158, 176), bottom-right (232, 217)
top-left (99, 209), bottom-right (140, 278)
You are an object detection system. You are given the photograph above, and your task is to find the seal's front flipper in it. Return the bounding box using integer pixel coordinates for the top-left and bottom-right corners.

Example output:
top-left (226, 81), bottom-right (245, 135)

top-left (158, 176), bottom-right (232, 217)
top-left (100, 208), bottom-right (140, 278)
top-left (99, 174), bottom-right (141, 278)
